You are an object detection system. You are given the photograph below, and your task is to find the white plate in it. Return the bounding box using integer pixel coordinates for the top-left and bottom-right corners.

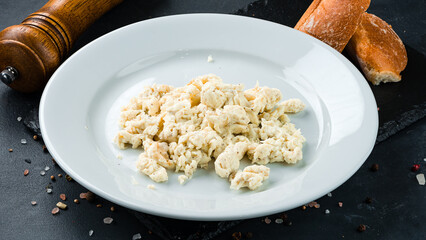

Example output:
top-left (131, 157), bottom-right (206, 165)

top-left (40, 14), bottom-right (378, 220)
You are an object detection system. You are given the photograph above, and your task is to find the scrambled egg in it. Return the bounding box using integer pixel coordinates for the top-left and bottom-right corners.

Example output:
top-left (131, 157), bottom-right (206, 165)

top-left (115, 74), bottom-right (305, 190)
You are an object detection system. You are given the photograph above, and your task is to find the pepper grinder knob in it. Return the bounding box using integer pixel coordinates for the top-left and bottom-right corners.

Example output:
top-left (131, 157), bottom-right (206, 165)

top-left (0, 66), bottom-right (19, 85)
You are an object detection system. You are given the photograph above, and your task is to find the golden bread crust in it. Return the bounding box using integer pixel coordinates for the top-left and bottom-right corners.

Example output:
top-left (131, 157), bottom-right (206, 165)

top-left (347, 13), bottom-right (408, 85)
top-left (295, 0), bottom-right (370, 52)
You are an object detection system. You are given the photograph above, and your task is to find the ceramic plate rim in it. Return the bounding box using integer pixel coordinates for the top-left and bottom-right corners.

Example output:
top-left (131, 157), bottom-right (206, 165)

top-left (40, 13), bottom-right (378, 220)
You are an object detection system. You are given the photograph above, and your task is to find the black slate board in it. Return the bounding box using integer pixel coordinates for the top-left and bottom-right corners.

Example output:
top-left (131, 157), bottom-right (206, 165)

top-left (1, 0), bottom-right (425, 239)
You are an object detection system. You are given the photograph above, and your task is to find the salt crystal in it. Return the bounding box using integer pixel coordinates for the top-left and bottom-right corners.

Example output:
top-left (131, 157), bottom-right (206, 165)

top-left (264, 217), bottom-right (271, 224)
top-left (60, 194), bottom-right (66, 201)
top-left (423, 158), bottom-right (426, 162)
top-left (44, 166), bottom-right (50, 171)
top-left (275, 218), bottom-right (284, 224)
top-left (207, 55), bottom-right (214, 63)
top-left (416, 173), bottom-right (425, 185)
top-left (327, 193), bottom-right (332, 197)
top-left (51, 207), bottom-right (60, 215)
top-left (116, 154), bottom-right (123, 160)
top-left (147, 184), bottom-right (155, 190)
top-left (89, 230), bottom-right (94, 236)
top-left (132, 233), bottom-right (142, 240)
top-left (17, 117), bottom-right (22, 122)
top-left (46, 188), bottom-right (52, 194)
top-left (56, 202), bottom-right (67, 210)
top-left (103, 217), bottom-right (113, 224)
top-left (21, 139), bottom-right (27, 144)
top-left (40, 171), bottom-right (46, 176)
top-left (31, 201), bottom-right (37, 206)
top-left (325, 209), bottom-right (330, 214)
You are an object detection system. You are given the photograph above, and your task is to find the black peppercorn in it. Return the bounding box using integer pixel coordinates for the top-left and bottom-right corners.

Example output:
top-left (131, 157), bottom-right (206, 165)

top-left (86, 191), bottom-right (96, 202)
top-left (357, 224), bottom-right (366, 232)
top-left (231, 232), bottom-right (242, 240)
top-left (370, 164), bottom-right (379, 172)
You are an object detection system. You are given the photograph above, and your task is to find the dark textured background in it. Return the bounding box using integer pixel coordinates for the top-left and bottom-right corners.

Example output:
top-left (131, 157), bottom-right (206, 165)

top-left (0, 0), bottom-right (425, 239)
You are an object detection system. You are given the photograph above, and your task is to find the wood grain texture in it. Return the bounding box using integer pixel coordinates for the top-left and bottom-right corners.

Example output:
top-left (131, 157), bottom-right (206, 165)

top-left (0, 0), bottom-right (123, 93)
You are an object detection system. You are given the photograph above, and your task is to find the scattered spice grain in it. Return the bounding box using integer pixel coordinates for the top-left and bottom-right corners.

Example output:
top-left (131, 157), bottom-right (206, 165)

top-left (65, 175), bottom-right (73, 182)
top-left (264, 217), bottom-right (271, 224)
top-left (416, 174), bottom-right (425, 185)
top-left (50, 175), bottom-right (56, 181)
top-left (245, 232), bottom-right (253, 238)
top-left (31, 201), bottom-right (37, 206)
top-left (33, 135), bottom-right (38, 140)
top-left (51, 207), bottom-right (60, 215)
top-left (58, 174), bottom-right (62, 178)
top-left (56, 202), bottom-right (67, 210)
top-left (8, 148), bottom-right (13, 152)
top-left (231, 232), bottom-right (242, 240)
top-left (103, 217), bottom-right (113, 224)
top-left (132, 233), bottom-right (142, 240)
top-left (365, 197), bottom-right (373, 204)
top-left (338, 202), bottom-right (343, 207)
top-left (74, 199), bottom-right (80, 204)
top-left (24, 169), bottom-right (29, 176)
top-left (357, 224), bottom-right (366, 232)
top-left (96, 204), bottom-right (102, 208)
top-left (301, 205), bottom-right (307, 210)
top-left (42, 145), bottom-right (48, 152)
top-left (85, 191), bottom-right (96, 202)
top-left (110, 206), bottom-right (115, 212)
top-left (60, 194), bottom-right (66, 201)
top-left (24, 159), bottom-right (31, 164)
top-left (371, 164), bottom-right (379, 172)
top-left (411, 164), bottom-right (420, 172)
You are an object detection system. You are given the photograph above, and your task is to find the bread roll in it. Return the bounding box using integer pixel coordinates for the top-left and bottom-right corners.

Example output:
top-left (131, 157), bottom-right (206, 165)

top-left (346, 13), bottom-right (408, 85)
top-left (295, 0), bottom-right (370, 52)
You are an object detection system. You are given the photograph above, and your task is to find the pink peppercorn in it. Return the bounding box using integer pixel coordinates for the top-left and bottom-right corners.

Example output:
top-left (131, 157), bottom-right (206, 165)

top-left (411, 164), bottom-right (420, 172)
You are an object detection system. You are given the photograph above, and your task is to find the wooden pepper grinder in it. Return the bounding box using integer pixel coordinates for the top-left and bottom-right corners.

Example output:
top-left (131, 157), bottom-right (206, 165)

top-left (0, 0), bottom-right (124, 93)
